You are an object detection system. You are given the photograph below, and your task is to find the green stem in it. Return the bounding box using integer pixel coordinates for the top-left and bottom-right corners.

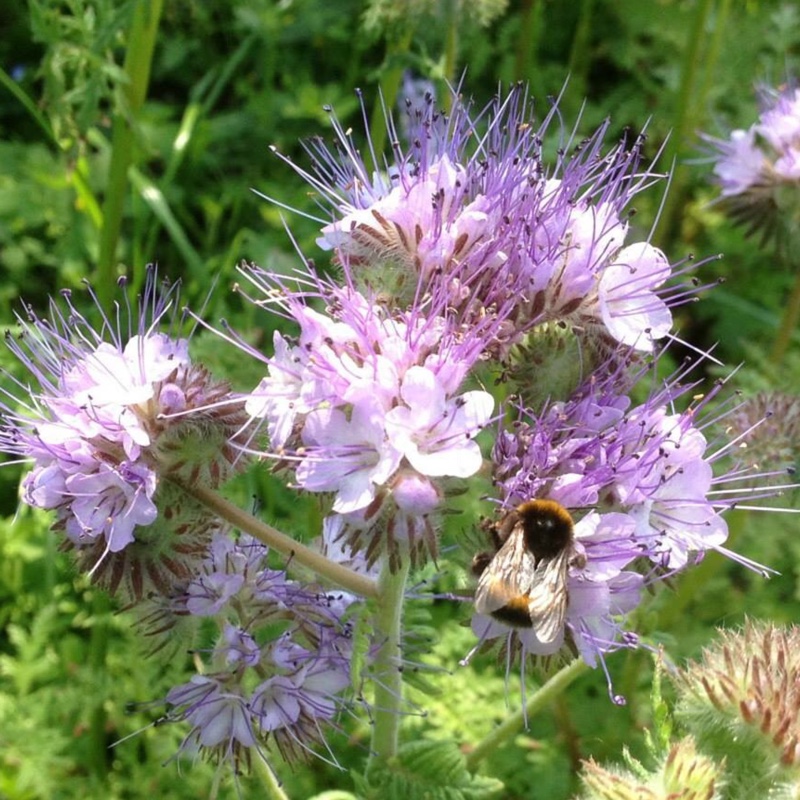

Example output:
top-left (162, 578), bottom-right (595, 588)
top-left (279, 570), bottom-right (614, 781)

top-left (87, 591), bottom-right (111, 780)
top-left (465, 657), bottom-right (590, 771)
top-left (368, 557), bottom-right (411, 766)
top-left (656, 0), bottom-right (716, 244)
top-left (172, 480), bottom-right (379, 599)
top-left (513, 0), bottom-right (543, 85)
top-left (694, 0), bottom-right (731, 114)
top-left (252, 755), bottom-right (291, 800)
top-left (368, 30), bottom-right (414, 159)
top-left (0, 66), bottom-right (54, 141)
top-left (97, 0), bottom-right (164, 307)
top-left (770, 255), bottom-right (800, 366)
top-left (442, 0), bottom-right (459, 90)
top-left (564, 0), bottom-right (595, 117)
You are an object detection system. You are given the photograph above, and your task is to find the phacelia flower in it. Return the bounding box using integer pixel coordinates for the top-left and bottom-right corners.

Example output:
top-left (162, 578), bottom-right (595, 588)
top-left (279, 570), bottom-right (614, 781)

top-left (158, 533), bottom-right (364, 770)
top-left (579, 737), bottom-right (723, 800)
top-left (234, 263), bottom-right (497, 568)
top-left (271, 84), bottom-right (690, 360)
top-left (241, 83), bottom-right (717, 571)
top-left (234, 80), bottom-right (785, 708)
top-left (703, 83), bottom-right (800, 239)
top-left (467, 359), bottom-right (782, 690)
top-left (723, 391), bottom-right (800, 483)
top-left (0, 270), bottom-right (251, 602)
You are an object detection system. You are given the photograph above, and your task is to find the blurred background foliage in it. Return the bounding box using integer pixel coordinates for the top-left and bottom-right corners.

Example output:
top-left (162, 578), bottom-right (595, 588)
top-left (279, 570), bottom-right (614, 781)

top-left (0, 0), bottom-right (799, 798)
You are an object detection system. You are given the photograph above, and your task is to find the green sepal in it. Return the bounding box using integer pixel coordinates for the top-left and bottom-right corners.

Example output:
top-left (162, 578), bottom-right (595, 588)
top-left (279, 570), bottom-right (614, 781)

top-left (505, 323), bottom-right (589, 409)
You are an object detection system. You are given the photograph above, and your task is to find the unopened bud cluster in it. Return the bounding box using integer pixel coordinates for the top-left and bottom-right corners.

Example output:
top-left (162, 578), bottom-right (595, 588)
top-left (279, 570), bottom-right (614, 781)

top-left (674, 620), bottom-right (800, 773)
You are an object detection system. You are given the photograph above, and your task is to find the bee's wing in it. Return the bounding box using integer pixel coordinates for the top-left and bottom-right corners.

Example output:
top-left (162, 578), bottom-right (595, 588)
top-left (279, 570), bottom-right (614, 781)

top-left (525, 548), bottom-right (571, 644)
top-left (474, 528), bottom-right (537, 616)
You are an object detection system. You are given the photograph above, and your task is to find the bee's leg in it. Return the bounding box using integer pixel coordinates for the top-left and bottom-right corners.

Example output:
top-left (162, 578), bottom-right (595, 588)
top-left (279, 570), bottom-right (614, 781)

top-left (471, 550), bottom-right (494, 577)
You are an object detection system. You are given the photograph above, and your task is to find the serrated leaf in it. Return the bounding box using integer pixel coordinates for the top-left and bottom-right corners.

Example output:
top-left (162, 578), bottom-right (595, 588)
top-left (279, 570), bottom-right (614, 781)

top-left (398, 739), bottom-right (465, 784)
top-left (362, 739), bottom-right (504, 800)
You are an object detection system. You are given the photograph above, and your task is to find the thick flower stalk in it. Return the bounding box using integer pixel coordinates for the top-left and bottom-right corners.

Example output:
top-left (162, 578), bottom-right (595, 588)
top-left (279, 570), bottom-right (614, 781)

top-left (0, 271), bottom-right (251, 602)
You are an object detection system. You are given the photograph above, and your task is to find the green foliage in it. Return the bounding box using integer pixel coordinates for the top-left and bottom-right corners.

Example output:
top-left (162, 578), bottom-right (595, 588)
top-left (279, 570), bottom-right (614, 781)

top-left (577, 622), bottom-right (800, 800)
top-left (1, 0), bottom-right (800, 798)
top-left (28, 0), bottom-right (135, 149)
top-left (645, 657), bottom-right (673, 758)
top-left (358, 739), bottom-right (504, 800)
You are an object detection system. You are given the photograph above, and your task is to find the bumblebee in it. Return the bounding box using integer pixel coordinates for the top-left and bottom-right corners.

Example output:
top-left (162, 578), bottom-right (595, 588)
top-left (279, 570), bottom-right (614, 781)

top-left (472, 499), bottom-right (584, 643)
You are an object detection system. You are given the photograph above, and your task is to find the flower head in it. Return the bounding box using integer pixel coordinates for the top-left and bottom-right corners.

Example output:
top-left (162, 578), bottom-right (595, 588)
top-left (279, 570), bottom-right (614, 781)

top-left (243, 82), bottom-right (788, 704)
top-left (242, 84), bottom-right (718, 572)
top-left (723, 391), bottom-right (800, 483)
top-left (674, 620), bottom-right (800, 773)
top-left (272, 84), bottom-right (687, 360)
top-left (158, 533), bottom-right (364, 770)
top-left (235, 264), bottom-right (496, 568)
top-left (703, 83), bottom-right (800, 239)
top-left (579, 737), bottom-right (723, 800)
top-left (0, 270), bottom-right (251, 601)
top-left (467, 359), bottom-right (781, 690)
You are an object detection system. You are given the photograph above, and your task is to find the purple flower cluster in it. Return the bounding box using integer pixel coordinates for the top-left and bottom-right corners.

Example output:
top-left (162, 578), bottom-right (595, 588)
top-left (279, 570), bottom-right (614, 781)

top-left (249, 84), bottom-right (779, 680)
top-left (239, 85), bottom-right (705, 578)
top-left (704, 83), bottom-right (800, 237)
top-left (156, 533), bottom-right (361, 767)
top-left (0, 272), bottom-right (250, 600)
top-left (469, 361), bottom-right (766, 677)
top-left (276, 85), bottom-right (674, 357)
top-left (708, 85), bottom-right (800, 195)
top-left (238, 270), bottom-right (497, 567)
top-left (208, 85), bottom-right (780, 711)
top-left (0, 80), bottom-right (788, 774)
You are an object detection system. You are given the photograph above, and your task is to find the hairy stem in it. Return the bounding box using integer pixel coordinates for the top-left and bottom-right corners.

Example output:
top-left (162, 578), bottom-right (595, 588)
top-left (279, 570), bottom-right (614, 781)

top-left (513, 0), bottom-right (543, 87)
top-left (442, 0), bottom-right (459, 91)
top-left (770, 267), bottom-right (800, 365)
top-left (368, 557), bottom-right (411, 767)
top-left (88, 591), bottom-right (111, 780)
top-left (465, 657), bottom-right (590, 771)
top-left (172, 480), bottom-right (378, 599)
top-left (656, 0), bottom-right (716, 244)
top-left (252, 755), bottom-right (291, 800)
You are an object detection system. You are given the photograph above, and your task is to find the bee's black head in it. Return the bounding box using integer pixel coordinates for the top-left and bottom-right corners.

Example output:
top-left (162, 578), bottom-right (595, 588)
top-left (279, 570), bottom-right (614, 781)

top-left (516, 499), bottom-right (574, 560)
